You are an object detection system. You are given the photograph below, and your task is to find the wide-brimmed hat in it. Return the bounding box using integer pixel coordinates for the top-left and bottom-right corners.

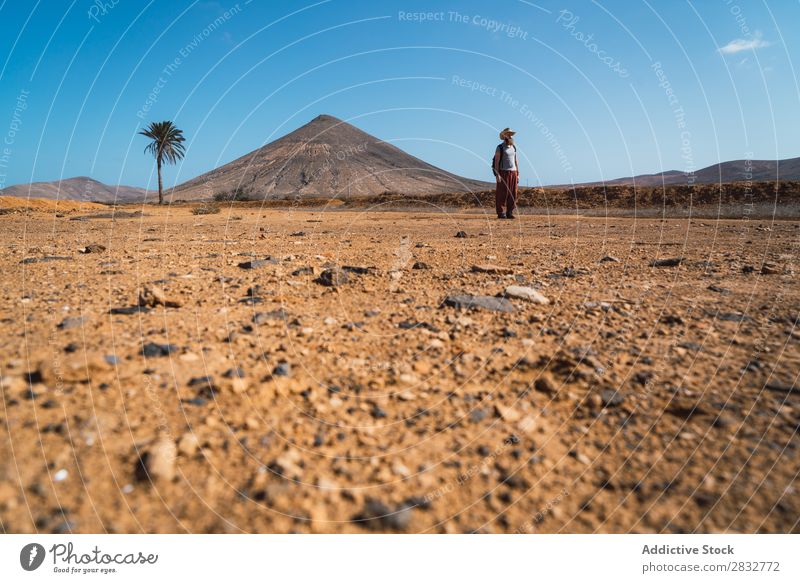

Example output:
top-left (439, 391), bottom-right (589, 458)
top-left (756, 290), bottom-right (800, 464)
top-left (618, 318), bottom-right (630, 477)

top-left (499, 127), bottom-right (516, 139)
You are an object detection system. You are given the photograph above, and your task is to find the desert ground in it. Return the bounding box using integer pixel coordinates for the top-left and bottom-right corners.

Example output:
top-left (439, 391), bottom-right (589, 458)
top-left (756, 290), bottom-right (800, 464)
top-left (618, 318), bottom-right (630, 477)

top-left (1, 201), bottom-right (798, 533)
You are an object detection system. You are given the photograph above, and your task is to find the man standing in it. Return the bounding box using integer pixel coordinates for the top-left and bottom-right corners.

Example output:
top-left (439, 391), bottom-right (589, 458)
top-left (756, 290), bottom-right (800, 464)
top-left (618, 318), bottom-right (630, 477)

top-left (493, 128), bottom-right (519, 219)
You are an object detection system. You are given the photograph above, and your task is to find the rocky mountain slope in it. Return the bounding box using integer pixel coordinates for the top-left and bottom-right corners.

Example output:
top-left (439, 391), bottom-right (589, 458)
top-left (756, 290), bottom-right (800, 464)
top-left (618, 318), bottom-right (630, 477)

top-left (590, 157), bottom-right (800, 187)
top-left (0, 176), bottom-right (151, 203)
top-left (171, 114), bottom-right (492, 201)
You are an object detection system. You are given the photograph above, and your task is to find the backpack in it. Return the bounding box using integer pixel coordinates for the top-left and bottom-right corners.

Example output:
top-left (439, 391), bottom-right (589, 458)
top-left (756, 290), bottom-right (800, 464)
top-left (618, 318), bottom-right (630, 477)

top-left (491, 143), bottom-right (516, 176)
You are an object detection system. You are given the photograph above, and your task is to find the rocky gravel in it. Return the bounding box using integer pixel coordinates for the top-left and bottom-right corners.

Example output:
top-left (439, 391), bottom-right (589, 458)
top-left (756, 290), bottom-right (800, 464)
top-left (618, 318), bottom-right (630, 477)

top-left (1, 207), bottom-right (798, 533)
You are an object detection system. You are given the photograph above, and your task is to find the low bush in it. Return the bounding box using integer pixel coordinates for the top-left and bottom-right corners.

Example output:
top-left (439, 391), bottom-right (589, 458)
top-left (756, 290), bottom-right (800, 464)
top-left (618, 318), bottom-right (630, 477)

top-left (213, 187), bottom-right (255, 202)
top-left (192, 204), bottom-right (221, 215)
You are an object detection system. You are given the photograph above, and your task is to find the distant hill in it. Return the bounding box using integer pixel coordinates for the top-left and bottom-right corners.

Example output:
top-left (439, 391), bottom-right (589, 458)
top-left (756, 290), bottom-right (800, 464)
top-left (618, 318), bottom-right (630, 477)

top-left (586, 157), bottom-right (800, 187)
top-left (348, 180), bottom-right (800, 218)
top-left (171, 114), bottom-right (493, 201)
top-left (0, 176), bottom-right (151, 203)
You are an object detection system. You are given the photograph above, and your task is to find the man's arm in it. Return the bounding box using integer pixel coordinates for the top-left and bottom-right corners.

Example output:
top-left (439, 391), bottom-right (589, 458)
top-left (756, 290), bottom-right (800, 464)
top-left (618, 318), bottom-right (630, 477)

top-left (494, 149), bottom-right (501, 181)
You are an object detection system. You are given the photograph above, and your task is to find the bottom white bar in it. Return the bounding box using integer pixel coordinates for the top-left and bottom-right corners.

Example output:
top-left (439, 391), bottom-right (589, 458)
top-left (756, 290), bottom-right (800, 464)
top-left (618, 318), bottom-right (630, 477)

top-left (1, 535), bottom-right (796, 582)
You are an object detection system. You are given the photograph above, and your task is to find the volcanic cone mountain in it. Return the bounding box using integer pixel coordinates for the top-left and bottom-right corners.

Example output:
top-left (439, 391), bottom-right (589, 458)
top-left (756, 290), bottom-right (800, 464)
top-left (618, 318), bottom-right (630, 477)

top-left (172, 115), bottom-right (492, 201)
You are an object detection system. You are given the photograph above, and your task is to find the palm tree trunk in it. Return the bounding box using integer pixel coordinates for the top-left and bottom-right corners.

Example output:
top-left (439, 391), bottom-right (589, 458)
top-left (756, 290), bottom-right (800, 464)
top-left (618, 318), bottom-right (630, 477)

top-left (157, 156), bottom-right (163, 205)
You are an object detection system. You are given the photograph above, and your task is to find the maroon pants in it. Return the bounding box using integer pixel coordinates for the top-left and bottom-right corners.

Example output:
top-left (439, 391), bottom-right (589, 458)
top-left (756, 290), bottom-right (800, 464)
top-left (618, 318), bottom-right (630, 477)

top-left (495, 170), bottom-right (518, 216)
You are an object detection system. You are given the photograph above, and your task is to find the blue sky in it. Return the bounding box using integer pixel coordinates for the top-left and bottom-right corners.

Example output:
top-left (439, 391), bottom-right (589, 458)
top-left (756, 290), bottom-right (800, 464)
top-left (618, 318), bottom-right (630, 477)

top-left (0, 0), bottom-right (798, 190)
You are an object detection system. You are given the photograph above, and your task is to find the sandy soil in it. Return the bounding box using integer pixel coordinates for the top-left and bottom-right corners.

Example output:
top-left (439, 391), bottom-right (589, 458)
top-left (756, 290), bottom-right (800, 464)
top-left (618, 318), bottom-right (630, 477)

top-left (1, 203), bottom-right (798, 533)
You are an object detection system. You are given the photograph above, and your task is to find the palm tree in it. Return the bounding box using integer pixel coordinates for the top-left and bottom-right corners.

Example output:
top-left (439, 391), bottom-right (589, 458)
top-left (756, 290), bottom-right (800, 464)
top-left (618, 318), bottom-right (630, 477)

top-left (139, 121), bottom-right (186, 204)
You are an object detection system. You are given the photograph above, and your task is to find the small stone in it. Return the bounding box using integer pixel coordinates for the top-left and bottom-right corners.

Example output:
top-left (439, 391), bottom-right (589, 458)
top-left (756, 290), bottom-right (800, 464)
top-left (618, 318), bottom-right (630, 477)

top-left (599, 255), bottom-right (620, 263)
top-left (342, 265), bottom-right (373, 275)
top-left (569, 449), bottom-right (591, 465)
top-left (713, 311), bottom-right (752, 322)
top-left (135, 436), bottom-right (177, 482)
top-left (269, 449), bottom-right (304, 479)
top-left (352, 498), bottom-right (412, 531)
top-left (600, 389), bottom-right (624, 407)
top-left (470, 408), bottom-right (488, 423)
top-left (52, 519), bottom-right (77, 534)
top-left (504, 285), bottom-right (549, 305)
top-left (238, 258), bottom-right (276, 269)
top-left (53, 469), bottom-right (68, 482)
top-left (649, 257), bottom-right (683, 267)
top-left (516, 415), bottom-right (537, 435)
top-left (471, 264), bottom-right (514, 275)
top-left (231, 378), bottom-right (249, 394)
top-left (58, 316), bottom-right (87, 330)
top-left (110, 306), bottom-right (149, 315)
top-left (189, 376), bottom-right (218, 398)
top-left (495, 404), bottom-right (521, 422)
top-left (534, 374), bottom-right (558, 394)
top-left (177, 433), bottom-right (199, 456)
top-left (760, 262), bottom-right (780, 275)
top-left (412, 262), bottom-right (430, 270)
top-left (392, 462), bottom-right (411, 477)
top-left (253, 309), bottom-right (290, 324)
top-left (20, 255), bottom-right (73, 264)
top-left (317, 268), bottom-right (350, 287)
top-left (141, 342), bottom-right (179, 357)
top-left (396, 390), bottom-right (416, 401)
top-left (272, 362), bottom-right (291, 377)
top-left (713, 415), bottom-right (736, 428)
top-left (441, 294), bottom-right (514, 313)
top-left (189, 375), bottom-right (214, 387)
top-left (222, 367), bottom-right (245, 379)
top-left (138, 284), bottom-right (181, 308)
top-left (79, 244), bottom-right (106, 253)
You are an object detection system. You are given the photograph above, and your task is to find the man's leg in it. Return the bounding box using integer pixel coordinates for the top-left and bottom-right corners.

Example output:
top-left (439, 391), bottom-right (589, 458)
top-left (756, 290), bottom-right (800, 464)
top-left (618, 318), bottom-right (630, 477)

top-left (495, 173), bottom-right (506, 218)
top-left (506, 171), bottom-right (519, 217)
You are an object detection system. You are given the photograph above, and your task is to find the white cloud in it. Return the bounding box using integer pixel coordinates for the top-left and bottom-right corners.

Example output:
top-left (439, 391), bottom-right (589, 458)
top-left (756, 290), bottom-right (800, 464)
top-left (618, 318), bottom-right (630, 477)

top-left (718, 34), bottom-right (771, 55)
